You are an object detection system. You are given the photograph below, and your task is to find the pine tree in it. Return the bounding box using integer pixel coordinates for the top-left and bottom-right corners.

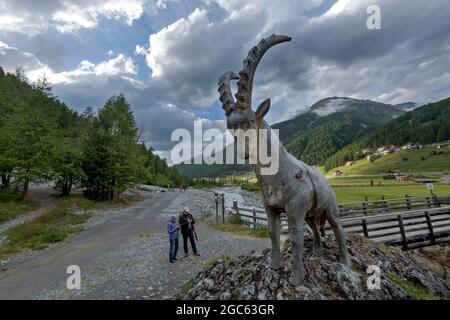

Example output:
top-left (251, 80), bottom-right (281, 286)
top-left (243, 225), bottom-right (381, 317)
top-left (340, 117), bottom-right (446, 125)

top-left (82, 95), bottom-right (145, 200)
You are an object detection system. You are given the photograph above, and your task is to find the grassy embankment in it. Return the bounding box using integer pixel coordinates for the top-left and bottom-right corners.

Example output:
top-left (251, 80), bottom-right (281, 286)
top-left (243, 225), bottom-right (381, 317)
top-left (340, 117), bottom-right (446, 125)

top-left (0, 194), bottom-right (131, 259)
top-left (240, 176), bottom-right (450, 203)
top-left (208, 213), bottom-right (269, 238)
top-left (327, 147), bottom-right (450, 176)
top-left (0, 190), bottom-right (39, 224)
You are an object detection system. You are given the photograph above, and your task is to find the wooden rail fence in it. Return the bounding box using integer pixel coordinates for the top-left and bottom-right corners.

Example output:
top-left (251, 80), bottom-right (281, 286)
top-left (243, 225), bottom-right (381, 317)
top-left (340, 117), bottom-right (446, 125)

top-left (218, 193), bottom-right (450, 250)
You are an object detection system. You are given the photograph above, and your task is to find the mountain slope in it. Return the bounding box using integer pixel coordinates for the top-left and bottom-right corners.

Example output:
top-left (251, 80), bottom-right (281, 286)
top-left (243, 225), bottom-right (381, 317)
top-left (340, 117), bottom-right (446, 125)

top-left (324, 97), bottom-right (450, 171)
top-left (277, 97), bottom-right (404, 165)
top-left (177, 97), bottom-right (407, 178)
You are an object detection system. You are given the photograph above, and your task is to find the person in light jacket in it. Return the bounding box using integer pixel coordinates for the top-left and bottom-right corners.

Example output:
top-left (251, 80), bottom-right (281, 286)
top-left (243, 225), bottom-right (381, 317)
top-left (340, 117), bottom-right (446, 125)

top-left (167, 215), bottom-right (179, 263)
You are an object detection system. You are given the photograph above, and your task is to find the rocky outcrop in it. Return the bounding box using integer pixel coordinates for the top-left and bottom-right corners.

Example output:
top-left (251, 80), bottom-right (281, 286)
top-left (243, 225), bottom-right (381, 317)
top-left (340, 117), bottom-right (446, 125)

top-left (183, 234), bottom-right (449, 300)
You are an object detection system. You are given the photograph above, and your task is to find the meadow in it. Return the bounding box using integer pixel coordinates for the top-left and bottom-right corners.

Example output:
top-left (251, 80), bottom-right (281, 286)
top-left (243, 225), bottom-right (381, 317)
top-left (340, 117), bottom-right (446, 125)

top-left (238, 174), bottom-right (450, 203)
top-left (328, 147), bottom-right (450, 176)
top-left (333, 184), bottom-right (450, 203)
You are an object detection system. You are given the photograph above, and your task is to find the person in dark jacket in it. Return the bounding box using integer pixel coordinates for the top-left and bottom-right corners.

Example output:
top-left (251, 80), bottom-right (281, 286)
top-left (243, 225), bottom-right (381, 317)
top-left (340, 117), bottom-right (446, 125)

top-left (167, 215), bottom-right (179, 263)
top-left (179, 207), bottom-right (199, 257)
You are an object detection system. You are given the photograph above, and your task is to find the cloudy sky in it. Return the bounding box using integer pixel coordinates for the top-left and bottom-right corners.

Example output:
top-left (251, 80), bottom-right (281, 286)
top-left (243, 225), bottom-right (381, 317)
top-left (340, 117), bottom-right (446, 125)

top-left (1, 0), bottom-right (450, 161)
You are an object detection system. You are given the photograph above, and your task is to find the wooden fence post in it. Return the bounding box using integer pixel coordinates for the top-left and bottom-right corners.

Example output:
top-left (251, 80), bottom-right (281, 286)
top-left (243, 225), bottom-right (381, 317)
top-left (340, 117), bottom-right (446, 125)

top-left (397, 214), bottom-right (408, 250)
top-left (338, 204), bottom-right (345, 218)
top-left (221, 193), bottom-right (225, 224)
top-left (424, 211), bottom-right (436, 244)
top-left (426, 196), bottom-right (431, 208)
top-left (362, 201), bottom-right (367, 215)
top-left (405, 194), bottom-right (411, 210)
top-left (252, 208), bottom-right (257, 229)
top-left (214, 193), bottom-right (219, 222)
top-left (362, 218), bottom-right (369, 238)
top-left (233, 198), bottom-right (238, 224)
top-left (433, 195), bottom-right (440, 207)
top-left (382, 195), bottom-right (389, 213)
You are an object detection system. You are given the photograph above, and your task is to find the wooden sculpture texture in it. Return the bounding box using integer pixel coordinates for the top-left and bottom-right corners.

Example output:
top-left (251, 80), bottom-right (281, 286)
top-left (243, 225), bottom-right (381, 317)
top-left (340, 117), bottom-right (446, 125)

top-left (218, 34), bottom-right (351, 285)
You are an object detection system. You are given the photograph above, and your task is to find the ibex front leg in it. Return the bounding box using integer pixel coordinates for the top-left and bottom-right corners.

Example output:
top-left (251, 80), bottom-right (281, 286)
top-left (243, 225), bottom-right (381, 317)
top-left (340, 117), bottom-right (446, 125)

top-left (286, 200), bottom-right (308, 286)
top-left (265, 205), bottom-right (281, 269)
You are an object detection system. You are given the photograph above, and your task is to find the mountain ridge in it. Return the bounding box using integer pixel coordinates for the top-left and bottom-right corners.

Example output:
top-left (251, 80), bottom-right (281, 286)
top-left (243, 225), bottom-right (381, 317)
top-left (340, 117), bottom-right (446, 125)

top-left (177, 96), bottom-right (411, 178)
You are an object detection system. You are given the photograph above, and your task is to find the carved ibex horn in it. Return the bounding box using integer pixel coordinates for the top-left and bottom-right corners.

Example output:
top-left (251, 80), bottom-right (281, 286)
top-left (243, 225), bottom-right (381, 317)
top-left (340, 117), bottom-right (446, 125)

top-left (218, 71), bottom-right (239, 116)
top-left (235, 34), bottom-right (291, 112)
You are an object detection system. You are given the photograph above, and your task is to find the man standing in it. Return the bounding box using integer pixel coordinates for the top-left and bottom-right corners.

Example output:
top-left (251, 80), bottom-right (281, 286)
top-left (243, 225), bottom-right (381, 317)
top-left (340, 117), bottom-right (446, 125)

top-left (167, 215), bottom-right (179, 263)
top-left (179, 207), bottom-right (200, 257)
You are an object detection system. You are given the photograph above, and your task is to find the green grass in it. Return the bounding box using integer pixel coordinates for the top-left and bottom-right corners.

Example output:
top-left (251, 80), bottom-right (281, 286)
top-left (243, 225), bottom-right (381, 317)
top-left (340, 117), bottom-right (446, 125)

top-left (0, 196), bottom-right (97, 259)
top-left (209, 219), bottom-right (268, 238)
top-left (238, 179), bottom-right (450, 203)
top-left (240, 183), bottom-right (261, 193)
top-left (180, 278), bottom-right (195, 295)
top-left (376, 242), bottom-right (400, 255)
top-left (387, 271), bottom-right (441, 300)
top-left (328, 147), bottom-right (450, 175)
top-left (202, 255), bottom-right (234, 271)
top-left (0, 190), bottom-right (38, 224)
top-left (328, 176), bottom-right (421, 187)
top-left (334, 184), bottom-right (450, 203)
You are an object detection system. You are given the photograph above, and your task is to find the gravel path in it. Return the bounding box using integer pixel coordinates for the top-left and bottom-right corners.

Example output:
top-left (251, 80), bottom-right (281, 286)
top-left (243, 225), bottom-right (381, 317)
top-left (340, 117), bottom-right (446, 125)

top-left (0, 189), bottom-right (269, 300)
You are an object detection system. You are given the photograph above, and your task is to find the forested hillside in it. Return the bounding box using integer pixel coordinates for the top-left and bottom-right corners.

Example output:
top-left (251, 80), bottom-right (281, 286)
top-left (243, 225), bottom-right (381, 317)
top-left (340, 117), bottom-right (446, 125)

top-left (324, 97), bottom-right (450, 171)
top-left (276, 97), bottom-right (404, 166)
top-left (0, 67), bottom-right (189, 201)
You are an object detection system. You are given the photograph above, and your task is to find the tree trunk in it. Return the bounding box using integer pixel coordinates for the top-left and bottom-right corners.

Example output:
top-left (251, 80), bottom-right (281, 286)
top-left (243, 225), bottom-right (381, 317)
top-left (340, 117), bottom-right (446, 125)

top-left (21, 180), bottom-right (29, 200)
top-left (67, 179), bottom-right (73, 196)
top-left (1, 174), bottom-right (9, 187)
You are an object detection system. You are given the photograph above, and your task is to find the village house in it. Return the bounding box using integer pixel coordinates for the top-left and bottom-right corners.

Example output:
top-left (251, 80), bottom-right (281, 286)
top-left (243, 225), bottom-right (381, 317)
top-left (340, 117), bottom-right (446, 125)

top-left (402, 143), bottom-right (422, 150)
top-left (440, 174), bottom-right (450, 185)
top-left (367, 154), bottom-right (380, 162)
top-left (360, 148), bottom-right (371, 155)
top-left (435, 140), bottom-right (450, 149)
top-left (332, 170), bottom-right (343, 177)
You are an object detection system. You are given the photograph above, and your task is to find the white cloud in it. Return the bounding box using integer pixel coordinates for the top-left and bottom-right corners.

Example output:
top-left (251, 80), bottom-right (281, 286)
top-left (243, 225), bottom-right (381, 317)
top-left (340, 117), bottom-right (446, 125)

top-left (95, 54), bottom-right (138, 76)
top-left (134, 44), bottom-right (147, 56)
top-left (53, 0), bottom-right (145, 33)
top-left (207, 0), bottom-right (323, 33)
top-left (0, 0), bottom-right (149, 35)
top-left (0, 41), bottom-right (138, 84)
top-left (143, 7), bottom-right (266, 107)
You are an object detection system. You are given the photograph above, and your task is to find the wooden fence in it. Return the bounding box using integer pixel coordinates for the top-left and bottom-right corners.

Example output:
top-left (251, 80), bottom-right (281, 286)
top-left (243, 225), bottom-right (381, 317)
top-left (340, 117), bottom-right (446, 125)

top-left (338, 195), bottom-right (440, 217)
top-left (325, 207), bottom-right (450, 250)
top-left (220, 193), bottom-right (450, 250)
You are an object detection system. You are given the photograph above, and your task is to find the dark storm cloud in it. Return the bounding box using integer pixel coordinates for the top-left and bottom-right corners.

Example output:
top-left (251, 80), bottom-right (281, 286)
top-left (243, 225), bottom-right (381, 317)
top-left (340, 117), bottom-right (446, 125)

top-left (1, 0), bottom-right (450, 157)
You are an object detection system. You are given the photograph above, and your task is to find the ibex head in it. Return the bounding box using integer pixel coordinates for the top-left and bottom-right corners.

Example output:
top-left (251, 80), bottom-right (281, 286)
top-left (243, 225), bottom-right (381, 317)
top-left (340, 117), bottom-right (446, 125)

top-left (218, 34), bottom-right (291, 132)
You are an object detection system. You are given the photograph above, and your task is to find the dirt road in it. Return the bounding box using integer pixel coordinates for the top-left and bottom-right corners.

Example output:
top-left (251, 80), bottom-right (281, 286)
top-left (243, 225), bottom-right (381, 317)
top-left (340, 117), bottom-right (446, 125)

top-left (0, 189), bottom-right (269, 299)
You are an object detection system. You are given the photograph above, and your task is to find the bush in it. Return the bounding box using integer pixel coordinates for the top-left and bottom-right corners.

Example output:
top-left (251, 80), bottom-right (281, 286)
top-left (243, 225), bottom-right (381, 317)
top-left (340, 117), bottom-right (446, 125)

top-left (0, 188), bottom-right (20, 202)
top-left (40, 227), bottom-right (68, 243)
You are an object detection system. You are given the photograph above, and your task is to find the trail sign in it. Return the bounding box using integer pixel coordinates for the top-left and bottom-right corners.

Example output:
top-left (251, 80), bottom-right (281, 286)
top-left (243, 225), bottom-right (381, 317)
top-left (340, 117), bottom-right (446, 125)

top-left (426, 183), bottom-right (434, 191)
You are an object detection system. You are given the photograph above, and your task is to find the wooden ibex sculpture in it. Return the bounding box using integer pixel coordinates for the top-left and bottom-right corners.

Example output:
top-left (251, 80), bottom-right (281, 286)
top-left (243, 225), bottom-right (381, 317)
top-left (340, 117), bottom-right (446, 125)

top-left (218, 34), bottom-right (351, 285)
